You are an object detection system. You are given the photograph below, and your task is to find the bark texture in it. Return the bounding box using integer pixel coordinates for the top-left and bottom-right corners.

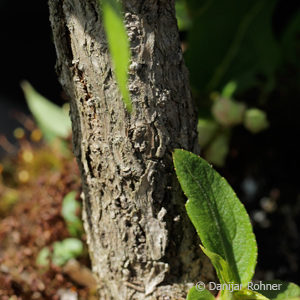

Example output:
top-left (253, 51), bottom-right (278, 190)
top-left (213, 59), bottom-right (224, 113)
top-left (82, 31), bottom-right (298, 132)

top-left (48, 0), bottom-right (214, 299)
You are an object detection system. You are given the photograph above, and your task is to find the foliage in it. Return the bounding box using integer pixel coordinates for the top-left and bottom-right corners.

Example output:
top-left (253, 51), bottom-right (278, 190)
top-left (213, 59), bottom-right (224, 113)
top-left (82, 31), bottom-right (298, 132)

top-left (21, 81), bottom-right (71, 141)
top-left (173, 149), bottom-right (257, 286)
top-left (243, 109), bottom-right (269, 134)
top-left (182, 0), bottom-right (281, 94)
top-left (173, 149), bottom-right (300, 300)
top-left (0, 113), bottom-right (94, 297)
top-left (176, 0), bottom-right (192, 31)
top-left (187, 287), bottom-right (215, 300)
top-left (62, 191), bottom-right (84, 237)
top-left (36, 238), bottom-right (84, 267)
top-left (52, 238), bottom-right (84, 266)
top-left (196, 82), bottom-right (269, 166)
top-left (259, 282), bottom-right (300, 300)
top-left (175, 0), bottom-right (300, 166)
top-left (36, 247), bottom-right (51, 267)
top-left (99, 0), bottom-right (132, 112)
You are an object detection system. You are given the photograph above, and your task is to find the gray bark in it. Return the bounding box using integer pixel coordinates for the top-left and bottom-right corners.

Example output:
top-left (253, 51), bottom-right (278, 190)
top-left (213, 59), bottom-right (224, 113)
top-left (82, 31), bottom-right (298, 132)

top-left (48, 0), bottom-right (214, 299)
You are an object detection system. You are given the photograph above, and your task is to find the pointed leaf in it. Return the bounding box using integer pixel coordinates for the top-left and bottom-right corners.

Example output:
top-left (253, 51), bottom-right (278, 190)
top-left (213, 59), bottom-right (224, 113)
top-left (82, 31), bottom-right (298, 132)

top-left (21, 81), bottom-right (71, 140)
top-left (200, 246), bottom-right (235, 284)
top-left (187, 286), bottom-right (215, 300)
top-left (173, 149), bottom-right (257, 285)
top-left (100, 0), bottom-right (132, 112)
top-left (221, 81), bottom-right (237, 99)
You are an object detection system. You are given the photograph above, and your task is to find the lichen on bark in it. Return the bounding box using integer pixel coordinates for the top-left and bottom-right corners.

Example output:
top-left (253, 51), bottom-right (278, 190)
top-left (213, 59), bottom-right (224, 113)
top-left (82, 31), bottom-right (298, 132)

top-left (48, 0), bottom-right (214, 298)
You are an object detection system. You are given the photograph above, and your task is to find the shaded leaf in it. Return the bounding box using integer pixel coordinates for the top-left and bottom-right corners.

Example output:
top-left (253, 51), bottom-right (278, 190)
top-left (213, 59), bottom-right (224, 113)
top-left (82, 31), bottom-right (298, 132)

top-left (176, 0), bottom-right (192, 31)
top-left (281, 10), bottom-right (300, 66)
top-left (197, 118), bottom-right (219, 148)
top-left (204, 131), bottom-right (230, 167)
top-left (185, 0), bottom-right (281, 93)
top-left (257, 281), bottom-right (300, 300)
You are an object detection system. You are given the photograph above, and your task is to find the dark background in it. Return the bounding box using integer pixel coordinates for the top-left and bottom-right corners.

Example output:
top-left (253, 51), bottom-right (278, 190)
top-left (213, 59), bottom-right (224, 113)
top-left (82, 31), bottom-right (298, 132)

top-left (0, 0), bottom-right (61, 151)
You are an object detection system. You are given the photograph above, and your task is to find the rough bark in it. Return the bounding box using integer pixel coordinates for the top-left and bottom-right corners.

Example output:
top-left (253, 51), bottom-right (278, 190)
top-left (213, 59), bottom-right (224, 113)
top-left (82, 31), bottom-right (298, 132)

top-left (48, 0), bottom-right (214, 299)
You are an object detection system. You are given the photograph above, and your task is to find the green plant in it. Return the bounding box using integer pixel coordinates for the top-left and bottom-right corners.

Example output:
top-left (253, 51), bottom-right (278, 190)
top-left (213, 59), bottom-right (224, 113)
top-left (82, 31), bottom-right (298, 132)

top-left (175, 0), bottom-right (300, 167)
top-left (62, 191), bottom-right (84, 237)
top-left (21, 81), bottom-right (71, 141)
top-left (197, 81), bottom-right (269, 167)
top-left (36, 193), bottom-right (84, 268)
top-left (52, 238), bottom-right (84, 266)
top-left (98, 0), bottom-right (132, 112)
top-left (36, 238), bottom-right (84, 268)
top-left (173, 149), bottom-right (300, 300)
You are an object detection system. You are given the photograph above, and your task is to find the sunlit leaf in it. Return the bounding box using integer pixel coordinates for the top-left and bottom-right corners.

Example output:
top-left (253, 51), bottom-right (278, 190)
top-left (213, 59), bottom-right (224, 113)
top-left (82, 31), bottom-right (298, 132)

top-left (21, 81), bottom-right (71, 141)
top-left (173, 149), bottom-right (257, 285)
top-left (100, 0), bottom-right (132, 112)
top-left (244, 108), bottom-right (269, 134)
top-left (233, 288), bottom-right (269, 300)
top-left (52, 238), bottom-right (83, 266)
top-left (186, 286), bottom-right (215, 300)
top-left (62, 191), bottom-right (83, 237)
top-left (36, 247), bottom-right (50, 267)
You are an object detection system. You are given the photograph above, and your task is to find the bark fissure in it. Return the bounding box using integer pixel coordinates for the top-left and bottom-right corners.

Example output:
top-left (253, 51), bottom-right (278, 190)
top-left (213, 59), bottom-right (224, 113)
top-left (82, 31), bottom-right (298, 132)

top-left (48, 0), bottom-right (214, 298)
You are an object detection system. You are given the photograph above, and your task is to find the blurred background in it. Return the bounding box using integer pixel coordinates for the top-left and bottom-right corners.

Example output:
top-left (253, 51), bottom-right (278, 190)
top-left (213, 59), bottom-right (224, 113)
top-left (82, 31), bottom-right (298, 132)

top-left (0, 0), bottom-right (299, 298)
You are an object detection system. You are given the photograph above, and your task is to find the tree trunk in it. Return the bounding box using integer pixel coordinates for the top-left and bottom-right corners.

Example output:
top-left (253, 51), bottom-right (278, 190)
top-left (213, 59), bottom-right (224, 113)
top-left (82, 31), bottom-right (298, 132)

top-left (48, 0), bottom-right (214, 298)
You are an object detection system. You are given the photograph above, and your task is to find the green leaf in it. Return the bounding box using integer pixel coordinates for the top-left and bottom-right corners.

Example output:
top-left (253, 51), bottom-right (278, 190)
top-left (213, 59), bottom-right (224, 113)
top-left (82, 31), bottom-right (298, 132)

top-left (187, 286), bottom-right (215, 300)
top-left (233, 289), bottom-right (269, 300)
top-left (176, 0), bottom-right (192, 31)
top-left (197, 118), bottom-right (218, 148)
top-left (221, 81), bottom-right (237, 99)
top-left (244, 108), bottom-right (269, 134)
top-left (173, 149), bottom-right (257, 285)
top-left (36, 247), bottom-right (50, 267)
top-left (281, 10), bottom-right (300, 67)
top-left (256, 281), bottom-right (300, 300)
top-left (21, 81), bottom-right (71, 141)
top-left (62, 191), bottom-right (83, 237)
top-left (200, 246), bottom-right (234, 284)
top-left (185, 0), bottom-right (281, 93)
top-left (204, 131), bottom-right (230, 167)
top-left (211, 97), bottom-right (246, 127)
top-left (52, 238), bottom-right (83, 266)
top-left (100, 0), bottom-right (132, 113)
